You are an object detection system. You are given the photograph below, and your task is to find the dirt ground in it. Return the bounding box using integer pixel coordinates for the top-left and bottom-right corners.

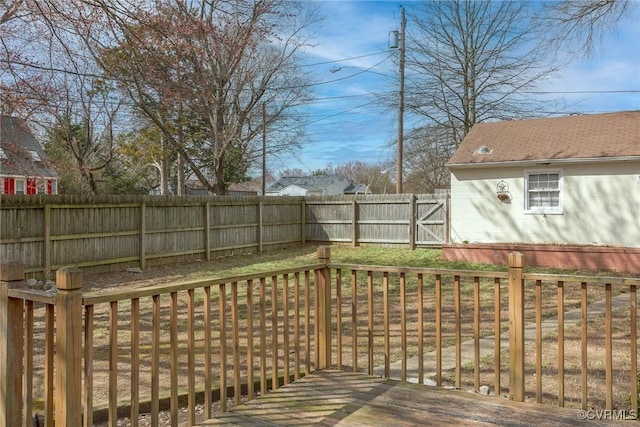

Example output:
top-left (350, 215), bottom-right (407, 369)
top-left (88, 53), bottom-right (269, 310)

top-left (37, 249), bottom-right (638, 425)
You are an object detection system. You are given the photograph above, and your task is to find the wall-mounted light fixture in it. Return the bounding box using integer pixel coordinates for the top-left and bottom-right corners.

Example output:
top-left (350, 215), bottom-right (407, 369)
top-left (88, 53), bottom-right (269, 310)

top-left (496, 180), bottom-right (511, 202)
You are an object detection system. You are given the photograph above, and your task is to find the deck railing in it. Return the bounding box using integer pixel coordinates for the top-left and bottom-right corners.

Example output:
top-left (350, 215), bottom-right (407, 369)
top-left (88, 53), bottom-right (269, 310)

top-left (2, 247), bottom-right (639, 426)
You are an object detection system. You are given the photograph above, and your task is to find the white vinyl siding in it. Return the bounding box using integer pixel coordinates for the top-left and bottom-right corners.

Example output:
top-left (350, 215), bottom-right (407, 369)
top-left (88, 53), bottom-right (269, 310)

top-left (449, 162), bottom-right (639, 248)
top-left (525, 170), bottom-right (562, 214)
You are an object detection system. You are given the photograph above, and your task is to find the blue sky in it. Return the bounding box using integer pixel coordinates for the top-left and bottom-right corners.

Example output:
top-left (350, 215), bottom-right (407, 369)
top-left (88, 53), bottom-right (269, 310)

top-left (274, 0), bottom-right (640, 174)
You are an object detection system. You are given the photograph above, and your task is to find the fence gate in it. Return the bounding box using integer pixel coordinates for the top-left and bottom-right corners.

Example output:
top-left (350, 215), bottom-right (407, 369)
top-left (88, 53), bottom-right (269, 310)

top-left (415, 197), bottom-right (447, 245)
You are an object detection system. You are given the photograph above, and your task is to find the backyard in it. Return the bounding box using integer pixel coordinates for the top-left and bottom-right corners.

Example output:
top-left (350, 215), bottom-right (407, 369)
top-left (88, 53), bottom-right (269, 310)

top-left (19, 244), bottom-right (640, 426)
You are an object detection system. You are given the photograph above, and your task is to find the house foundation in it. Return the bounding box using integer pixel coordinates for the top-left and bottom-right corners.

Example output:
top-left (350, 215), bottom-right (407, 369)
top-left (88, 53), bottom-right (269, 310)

top-left (442, 243), bottom-right (640, 275)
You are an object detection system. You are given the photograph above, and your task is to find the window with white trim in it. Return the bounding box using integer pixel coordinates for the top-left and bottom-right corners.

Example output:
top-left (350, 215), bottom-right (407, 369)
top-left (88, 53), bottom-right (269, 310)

top-left (0, 148), bottom-right (7, 159)
top-left (525, 170), bottom-right (562, 214)
top-left (15, 178), bottom-right (25, 195)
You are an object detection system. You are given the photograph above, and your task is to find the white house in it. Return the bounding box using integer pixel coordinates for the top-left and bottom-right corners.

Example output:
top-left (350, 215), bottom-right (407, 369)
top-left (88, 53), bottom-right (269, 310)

top-left (266, 174), bottom-right (368, 196)
top-left (0, 116), bottom-right (58, 195)
top-left (445, 111), bottom-right (640, 272)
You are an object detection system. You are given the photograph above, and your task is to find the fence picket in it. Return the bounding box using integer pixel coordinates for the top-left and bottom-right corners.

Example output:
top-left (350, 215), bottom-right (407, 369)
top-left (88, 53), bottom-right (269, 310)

top-left (1, 194), bottom-right (448, 276)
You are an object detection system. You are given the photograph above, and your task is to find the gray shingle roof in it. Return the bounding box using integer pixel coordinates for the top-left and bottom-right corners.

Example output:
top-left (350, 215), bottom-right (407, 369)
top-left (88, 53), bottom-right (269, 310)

top-left (448, 111), bottom-right (640, 167)
top-left (0, 116), bottom-right (58, 178)
top-left (344, 183), bottom-right (369, 194)
top-left (267, 174), bottom-right (348, 192)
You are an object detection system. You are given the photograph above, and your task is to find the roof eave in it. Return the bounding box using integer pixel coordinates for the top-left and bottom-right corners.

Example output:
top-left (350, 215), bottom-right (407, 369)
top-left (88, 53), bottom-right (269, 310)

top-left (447, 155), bottom-right (640, 169)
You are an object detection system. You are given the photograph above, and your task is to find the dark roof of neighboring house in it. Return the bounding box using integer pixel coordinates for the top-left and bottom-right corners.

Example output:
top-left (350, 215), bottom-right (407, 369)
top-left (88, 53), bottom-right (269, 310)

top-left (344, 183), bottom-right (369, 194)
top-left (0, 115), bottom-right (58, 178)
top-left (448, 111), bottom-right (640, 167)
top-left (267, 174), bottom-right (349, 192)
top-left (228, 181), bottom-right (260, 195)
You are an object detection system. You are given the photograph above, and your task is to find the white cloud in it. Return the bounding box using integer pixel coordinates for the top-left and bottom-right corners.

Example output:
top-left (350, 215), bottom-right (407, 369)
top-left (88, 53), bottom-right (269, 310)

top-left (275, 1), bottom-right (640, 175)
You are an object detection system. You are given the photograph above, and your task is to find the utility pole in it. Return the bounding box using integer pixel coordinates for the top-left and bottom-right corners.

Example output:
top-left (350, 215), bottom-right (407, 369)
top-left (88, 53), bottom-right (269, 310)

top-left (396, 6), bottom-right (405, 194)
top-left (262, 102), bottom-right (267, 195)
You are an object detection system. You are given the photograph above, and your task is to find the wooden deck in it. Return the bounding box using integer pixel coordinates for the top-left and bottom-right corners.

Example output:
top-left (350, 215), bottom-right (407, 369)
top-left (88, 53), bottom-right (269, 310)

top-left (197, 370), bottom-right (629, 426)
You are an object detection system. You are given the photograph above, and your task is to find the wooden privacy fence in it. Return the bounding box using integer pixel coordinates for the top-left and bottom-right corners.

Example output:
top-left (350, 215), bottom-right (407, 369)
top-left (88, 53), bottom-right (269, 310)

top-left (0, 193), bottom-right (448, 276)
top-left (3, 248), bottom-right (639, 426)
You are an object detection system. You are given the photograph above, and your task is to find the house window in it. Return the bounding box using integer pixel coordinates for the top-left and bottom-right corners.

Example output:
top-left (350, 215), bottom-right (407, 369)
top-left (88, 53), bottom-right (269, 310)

top-left (0, 148), bottom-right (6, 159)
top-left (47, 179), bottom-right (57, 194)
top-left (15, 178), bottom-right (25, 194)
top-left (29, 150), bottom-right (41, 161)
top-left (525, 170), bottom-right (562, 214)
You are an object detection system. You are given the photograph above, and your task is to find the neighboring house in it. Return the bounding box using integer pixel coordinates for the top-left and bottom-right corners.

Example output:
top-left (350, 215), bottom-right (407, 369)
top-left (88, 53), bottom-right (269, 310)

top-left (445, 111), bottom-right (640, 272)
top-left (184, 180), bottom-right (260, 196)
top-left (150, 180), bottom-right (260, 196)
top-left (0, 116), bottom-right (58, 195)
top-left (266, 174), bottom-right (368, 196)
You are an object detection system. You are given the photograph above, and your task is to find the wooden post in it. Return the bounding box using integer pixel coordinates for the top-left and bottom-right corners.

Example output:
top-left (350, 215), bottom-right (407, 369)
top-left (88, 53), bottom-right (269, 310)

top-left (44, 204), bottom-right (52, 278)
top-left (316, 246), bottom-right (331, 369)
top-left (508, 252), bottom-right (525, 401)
top-left (301, 200), bottom-right (306, 245)
top-left (55, 267), bottom-right (83, 426)
top-left (258, 201), bottom-right (264, 253)
top-left (140, 203), bottom-right (147, 270)
top-left (204, 202), bottom-right (211, 261)
top-left (351, 200), bottom-right (359, 247)
top-left (0, 261), bottom-right (25, 427)
top-left (409, 194), bottom-right (416, 250)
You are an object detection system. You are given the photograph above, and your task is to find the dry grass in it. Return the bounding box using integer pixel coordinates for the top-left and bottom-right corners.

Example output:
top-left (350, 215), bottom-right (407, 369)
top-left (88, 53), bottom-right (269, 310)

top-left (447, 301), bottom-right (638, 411)
top-left (23, 245), bottom-right (639, 424)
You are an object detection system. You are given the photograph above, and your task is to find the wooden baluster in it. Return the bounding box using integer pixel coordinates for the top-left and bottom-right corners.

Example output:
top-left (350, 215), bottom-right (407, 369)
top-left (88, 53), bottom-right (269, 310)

top-left (494, 277), bottom-right (501, 398)
top-left (283, 275), bottom-right (290, 385)
top-left (271, 276), bottom-right (278, 390)
top-left (435, 274), bottom-right (442, 386)
top-left (417, 273), bottom-right (424, 384)
top-left (400, 272), bottom-right (406, 382)
top-left (130, 298), bottom-right (140, 427)
top-left (454, 275), bottom-right (461, 388)
top-left (187, 289), bottom-right (195, 424)
top-left (220, 284), bottom-right (227, 412)
top-left (247, 280), bottom-right (255, 399)
top-left (473, 276), bottom-right (480, 392)
top-left (0, 261), bottom-right (25, 427)
top-left (351, 270), bottom-right (358, 373)
top-left (558, 281), bottom-right (564, 407)
top-left (293, 274), bottom-right (300, 380)
top-left (109, 301), bottom-right (118, 425)
top-left (383, 272), bottom-right (389, 378)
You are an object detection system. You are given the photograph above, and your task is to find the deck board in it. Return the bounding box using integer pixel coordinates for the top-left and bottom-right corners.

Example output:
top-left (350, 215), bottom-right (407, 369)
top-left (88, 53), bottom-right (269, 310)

top-left (197, 370), bottom-right (629, 426)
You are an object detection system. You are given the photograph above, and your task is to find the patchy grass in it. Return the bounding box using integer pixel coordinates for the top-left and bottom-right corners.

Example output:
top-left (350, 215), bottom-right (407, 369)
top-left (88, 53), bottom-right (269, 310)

top-left (28, 244), bottom-right (639, 424)
top-left (85, 244), bottom-right (508, 292)
top-left (85, 244), bottom-right (633, 292)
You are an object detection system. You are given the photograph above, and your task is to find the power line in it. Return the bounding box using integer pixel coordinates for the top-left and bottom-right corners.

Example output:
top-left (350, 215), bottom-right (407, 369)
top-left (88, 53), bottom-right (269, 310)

top-left (300, 51), bottom-right (389, 67)
top-left (523, 90), bottom-right (640, 94)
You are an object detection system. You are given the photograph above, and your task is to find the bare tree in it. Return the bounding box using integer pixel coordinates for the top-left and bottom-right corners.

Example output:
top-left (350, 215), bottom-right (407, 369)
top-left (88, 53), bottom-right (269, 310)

top-left (1, 0), bottom-right (126, 195)
top-left (92, 0), bottom-right (317, 194)
top-left (0, 0), bottom-right (61, 117)
top-left (405, 1), bottom-right (558, 145)
top-left (541, 0), bottom-right (633, 57)
top-left (402, 126), bottom-right (454, 194)
top-left (324, 161), bottom-right (395, 194)
top-left (1, 0), bottom-right (318, 195)
top-left (44, 79), bottom-right (120, 195)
